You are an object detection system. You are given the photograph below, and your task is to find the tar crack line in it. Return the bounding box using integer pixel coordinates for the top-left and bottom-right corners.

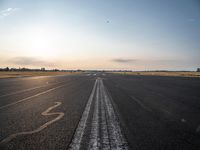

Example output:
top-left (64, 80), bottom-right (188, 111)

top-left (0, 101), bottom-right (64, 145)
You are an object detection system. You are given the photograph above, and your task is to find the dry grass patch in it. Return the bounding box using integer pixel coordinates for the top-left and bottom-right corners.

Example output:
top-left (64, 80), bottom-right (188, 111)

top-left (113, 71), bottom-right (200, 78)
top-left (0, 71), bottom-right (80, 79)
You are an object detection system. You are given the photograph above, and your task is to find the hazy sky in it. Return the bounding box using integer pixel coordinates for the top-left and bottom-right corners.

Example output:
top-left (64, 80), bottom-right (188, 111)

top-left (0, 0), bottom-right (200, 70)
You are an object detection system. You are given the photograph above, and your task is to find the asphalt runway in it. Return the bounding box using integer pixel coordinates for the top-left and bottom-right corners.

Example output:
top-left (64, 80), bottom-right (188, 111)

top-left (0, 73), bottom-right (200, 150)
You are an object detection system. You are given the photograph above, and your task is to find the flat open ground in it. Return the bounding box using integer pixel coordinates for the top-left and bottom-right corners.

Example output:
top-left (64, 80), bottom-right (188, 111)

top-left (0, 71), bottom-right (79, 78)
top-left (113, 71), bottom-right (200, 78)
top-left (0, 73), bottom-right (200, 150)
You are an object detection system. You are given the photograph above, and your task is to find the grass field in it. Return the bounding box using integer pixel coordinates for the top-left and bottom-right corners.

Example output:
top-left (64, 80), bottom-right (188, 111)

top-left (113, 71), bottom-right (200, 78)
top-left (0, 71), bottom-right (79, 79)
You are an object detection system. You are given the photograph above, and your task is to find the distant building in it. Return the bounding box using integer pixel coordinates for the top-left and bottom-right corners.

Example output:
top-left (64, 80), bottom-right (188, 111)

top-left (197, 68), bottom-right (200, 72)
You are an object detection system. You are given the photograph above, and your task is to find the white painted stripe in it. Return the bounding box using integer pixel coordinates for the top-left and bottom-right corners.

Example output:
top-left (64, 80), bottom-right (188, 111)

top-left (88, 79), bottom-right (100, 150)
top-left (0, 84), bottom-right (66, 110)
top-left (69, 78), bottom-right (128, 150)
top-left (69, 79), bottom-right (98, 150)
top-left (0, 81), bottom-right (65, 98)
top-left (99, 80), bottom-right (110, 150)
top-left (0, 102), bottom-right (64, 145)
top-left (101, 80), bottom-right (128, 150)
top-left (0, 85), bottom-right (45, 98)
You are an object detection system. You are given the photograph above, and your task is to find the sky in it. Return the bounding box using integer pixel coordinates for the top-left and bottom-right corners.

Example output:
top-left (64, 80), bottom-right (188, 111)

top-left (0, 0), bottom-right (199, 70)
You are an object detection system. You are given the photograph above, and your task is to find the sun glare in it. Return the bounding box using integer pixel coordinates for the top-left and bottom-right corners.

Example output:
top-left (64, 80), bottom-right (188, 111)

top-left (26, 27), bottom-right (56, 58)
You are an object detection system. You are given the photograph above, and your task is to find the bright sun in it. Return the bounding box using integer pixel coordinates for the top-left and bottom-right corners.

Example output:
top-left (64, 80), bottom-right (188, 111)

top-left (27, 27), bottom-right (56, 58)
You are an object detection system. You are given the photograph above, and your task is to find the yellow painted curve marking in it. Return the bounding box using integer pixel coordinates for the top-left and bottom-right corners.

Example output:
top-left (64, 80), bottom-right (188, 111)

top-left (0, 102), bottom-right (64, 145)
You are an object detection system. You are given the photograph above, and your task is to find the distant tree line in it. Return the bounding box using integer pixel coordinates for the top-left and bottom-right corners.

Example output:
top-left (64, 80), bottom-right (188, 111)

top-left (1, 67), bottom-right (199, 72)
top-left (0, 67), bottom-right (48, 71)
top-left (0, 67), bottom-right (81, 72)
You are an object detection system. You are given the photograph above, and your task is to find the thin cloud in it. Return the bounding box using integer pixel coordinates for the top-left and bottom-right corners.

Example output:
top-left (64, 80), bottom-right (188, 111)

top-left (111, 58), bottom-right (189, 66)
top-left (112, 58), bottom-right (137, 63)
top-left (9, 57), bottom-right (54, 67)
top-left (0, 8), bottom-right (20, 18)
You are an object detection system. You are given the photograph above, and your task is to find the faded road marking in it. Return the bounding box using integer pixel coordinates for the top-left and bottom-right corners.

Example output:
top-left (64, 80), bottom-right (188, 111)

top-left (0, 84), bottom-right (66, 110)
top-left (0, 102), bottom-right (64, 145)
top-left (100, 80), bottom-right (128, 149)
top-left (69, 78), bottom-right (128, 150)
top-left (0, 85), bottom-right (45, 98)
top-left (69, 79), bottom-right (98, 150)
top-left (131, 96), bottom-right (152, 112)
top-left (0, 81), bottom-right (65, 98)
top-left (88, 79), bottom-right (100, 149)
top-left (99, 81), bottom-right (110, 150)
